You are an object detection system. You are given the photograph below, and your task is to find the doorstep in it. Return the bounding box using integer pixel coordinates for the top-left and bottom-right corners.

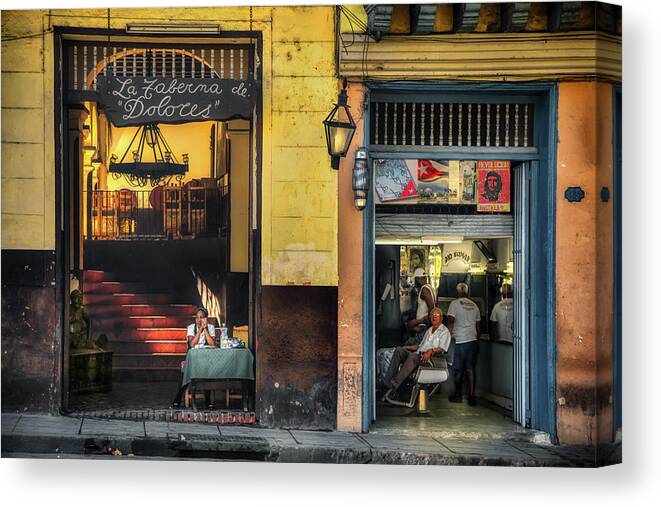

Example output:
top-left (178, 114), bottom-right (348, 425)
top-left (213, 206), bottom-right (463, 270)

top-left (65, 408), bottom-right (256, 425)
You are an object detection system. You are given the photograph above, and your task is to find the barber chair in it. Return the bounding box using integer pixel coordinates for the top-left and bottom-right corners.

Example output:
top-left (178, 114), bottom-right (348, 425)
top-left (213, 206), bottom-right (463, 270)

top-left (384, 356), bottom-right (449, 413)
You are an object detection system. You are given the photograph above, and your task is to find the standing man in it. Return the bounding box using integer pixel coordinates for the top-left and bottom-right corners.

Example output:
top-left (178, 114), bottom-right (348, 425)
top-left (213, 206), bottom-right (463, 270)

top-left (447, 282), bottom-right (481, 406)
top-left (406, 268), bottom-right (436, 336)
top-left (490, 283), bottom-right (513, 342)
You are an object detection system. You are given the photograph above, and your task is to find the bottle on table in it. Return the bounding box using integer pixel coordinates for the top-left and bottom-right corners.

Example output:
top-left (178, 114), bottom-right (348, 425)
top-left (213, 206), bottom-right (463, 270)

top-left (220, 323), bottom-right (229, 349)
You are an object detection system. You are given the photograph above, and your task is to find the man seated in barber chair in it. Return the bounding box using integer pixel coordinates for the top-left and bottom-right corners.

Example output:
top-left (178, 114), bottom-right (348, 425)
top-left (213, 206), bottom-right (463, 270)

top-left (384, 307), bottom-right (451, 403)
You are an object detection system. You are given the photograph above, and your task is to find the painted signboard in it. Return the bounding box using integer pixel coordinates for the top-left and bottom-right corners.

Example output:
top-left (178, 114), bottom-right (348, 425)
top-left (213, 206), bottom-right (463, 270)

top-left (477, 160), bottom-right (511, 212)
top-left (441, 241), bottom-right (474, 274)
top-left (97, 76), bottom-right (255, 127)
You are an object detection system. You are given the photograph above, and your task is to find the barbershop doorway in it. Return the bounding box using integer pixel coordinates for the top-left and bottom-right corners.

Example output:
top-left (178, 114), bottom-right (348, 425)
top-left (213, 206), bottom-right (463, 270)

top-left (57, 35), bottom-right (260, 419)
top-left (366, 159), bottom-right (531, 436)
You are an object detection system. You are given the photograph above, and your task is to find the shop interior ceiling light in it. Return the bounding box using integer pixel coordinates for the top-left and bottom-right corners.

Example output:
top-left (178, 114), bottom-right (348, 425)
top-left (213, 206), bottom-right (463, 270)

top-left (375, 236), bottom-right (464, 246)
top-left (109, 123), bottom-right (188, 188)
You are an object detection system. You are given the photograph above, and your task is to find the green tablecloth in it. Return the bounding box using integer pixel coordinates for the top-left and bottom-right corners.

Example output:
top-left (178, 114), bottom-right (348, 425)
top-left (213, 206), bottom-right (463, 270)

top-left (181, 348), bottom-right (254, 387)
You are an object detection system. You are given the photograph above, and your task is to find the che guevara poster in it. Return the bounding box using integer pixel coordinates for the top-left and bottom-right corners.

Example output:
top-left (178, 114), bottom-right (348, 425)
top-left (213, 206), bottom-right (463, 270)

top-left (477, 160), bottom-right (511, 212)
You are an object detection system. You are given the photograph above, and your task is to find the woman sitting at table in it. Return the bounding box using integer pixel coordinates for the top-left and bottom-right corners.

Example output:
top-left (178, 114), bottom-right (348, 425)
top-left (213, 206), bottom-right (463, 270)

top-left (171, 307), bottom-right (216, 408)
top-left (187, 307), bottom-right (216, 349)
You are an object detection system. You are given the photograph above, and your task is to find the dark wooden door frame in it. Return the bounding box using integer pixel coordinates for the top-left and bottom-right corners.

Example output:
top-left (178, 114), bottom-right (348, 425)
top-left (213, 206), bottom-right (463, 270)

top-left (53, 27), bottom-right (264, 413)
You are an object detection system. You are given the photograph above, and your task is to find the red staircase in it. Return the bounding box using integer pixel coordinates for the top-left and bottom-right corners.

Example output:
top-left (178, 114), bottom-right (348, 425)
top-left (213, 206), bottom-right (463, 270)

top-left (83, 270), bottom-right (213, 382)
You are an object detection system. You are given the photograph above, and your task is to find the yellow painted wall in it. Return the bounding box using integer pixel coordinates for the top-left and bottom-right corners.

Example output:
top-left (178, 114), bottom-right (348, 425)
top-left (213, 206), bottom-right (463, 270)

top-left (1, 6), bottom-right (339, 286)
top-left (229, 120), bottom-right (249, 273)
top-left (1, 11), bottom-right (54, 250)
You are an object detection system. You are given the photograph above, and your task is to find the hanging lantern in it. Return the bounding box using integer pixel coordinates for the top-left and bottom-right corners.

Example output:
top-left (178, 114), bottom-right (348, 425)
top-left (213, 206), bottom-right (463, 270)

top-left (352, 147), bottom-right (369, 211)
top-left (323, 77), bottom-right (356, 170)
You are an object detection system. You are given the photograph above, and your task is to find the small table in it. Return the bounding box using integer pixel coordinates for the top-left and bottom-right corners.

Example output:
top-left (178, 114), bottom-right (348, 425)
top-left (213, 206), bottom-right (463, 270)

top-left (181, 348), bottom-right (255, 411)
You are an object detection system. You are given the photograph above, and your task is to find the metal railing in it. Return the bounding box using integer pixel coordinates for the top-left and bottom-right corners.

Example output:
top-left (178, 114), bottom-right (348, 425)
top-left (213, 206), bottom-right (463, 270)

top-left (85, 186), bottom-right (228, 240)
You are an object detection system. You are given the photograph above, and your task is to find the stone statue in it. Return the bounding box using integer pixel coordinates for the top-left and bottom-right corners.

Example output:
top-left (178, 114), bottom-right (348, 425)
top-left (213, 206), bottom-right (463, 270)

top-left (69, 289), bottom-right (91, 349)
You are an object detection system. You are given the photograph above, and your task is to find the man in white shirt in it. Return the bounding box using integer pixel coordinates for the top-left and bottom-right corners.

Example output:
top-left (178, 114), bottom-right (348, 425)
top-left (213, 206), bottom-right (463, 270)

top-left (385, 307), bottom-right (451, 397)
top-left (490, 284), bottom-right (513, 343)
top-left (447, 283), bottom-right (481, 406)
top-left (405, 268), bottom-right (436, 338)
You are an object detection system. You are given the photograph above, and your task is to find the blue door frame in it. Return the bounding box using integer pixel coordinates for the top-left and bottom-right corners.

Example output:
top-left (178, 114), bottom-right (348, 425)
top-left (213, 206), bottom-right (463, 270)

top-left (361, 81), bottom-right (558, 442)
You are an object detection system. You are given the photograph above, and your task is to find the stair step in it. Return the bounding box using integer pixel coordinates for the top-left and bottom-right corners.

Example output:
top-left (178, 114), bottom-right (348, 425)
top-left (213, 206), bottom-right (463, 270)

top-left (84, 293), bottom-right (176, 305)
top-left (112, 353), bottom-right (186, 368)
top-left (93, 315), bottom-right (212, 329)
top-left (109, 340), bottom-right (188, 354)
top-left (113, 365), bottom-right (181, 370)
top-left (86, 304), bottom-right (199, 317)
top-left (84, 281), bottom-right (150, 294)
top-left (106, 328), bottom-right (188, 340)
top-left (106, 329), bottom-right (186, 341)
top-left (83, 270), bottom-right (116, 283)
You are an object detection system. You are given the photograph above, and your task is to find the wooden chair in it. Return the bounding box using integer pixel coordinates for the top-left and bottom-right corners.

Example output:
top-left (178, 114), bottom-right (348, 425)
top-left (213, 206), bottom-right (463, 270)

top-left (116, 189), bottom-right (137, 238)
top-left (91, 190), bottom-right (117, 239)
top-left (186, 186), bottom-right (208, 237)
top-left (162, 186), bottom-right (183, 239)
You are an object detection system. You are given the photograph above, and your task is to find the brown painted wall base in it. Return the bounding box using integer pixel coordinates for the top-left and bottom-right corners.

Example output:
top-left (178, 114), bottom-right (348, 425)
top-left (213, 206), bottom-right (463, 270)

top-left (2, 250), bottom-right (60, 413)
top-left (256, 286), bottom-right (338, 430)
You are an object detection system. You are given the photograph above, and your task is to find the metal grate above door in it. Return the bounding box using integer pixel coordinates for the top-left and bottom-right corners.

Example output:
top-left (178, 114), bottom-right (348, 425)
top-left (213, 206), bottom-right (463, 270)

top-left (65, 42), bottom-right (252, 92)
top-left (369, 101), bottom-right (535, 150)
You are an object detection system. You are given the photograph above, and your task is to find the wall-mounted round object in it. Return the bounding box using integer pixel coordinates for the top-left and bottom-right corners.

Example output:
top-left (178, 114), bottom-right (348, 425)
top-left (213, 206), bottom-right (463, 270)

top-left (564, 186), bottom-right (585, 202)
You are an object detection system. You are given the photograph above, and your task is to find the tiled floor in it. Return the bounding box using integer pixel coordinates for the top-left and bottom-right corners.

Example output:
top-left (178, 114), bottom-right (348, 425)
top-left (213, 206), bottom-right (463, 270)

top-left (371, 383), bottom-right (537, 440)
top-left (68, 381), bottom-right (246, 412)
top-left (69, 382), bottom-right (180, 412)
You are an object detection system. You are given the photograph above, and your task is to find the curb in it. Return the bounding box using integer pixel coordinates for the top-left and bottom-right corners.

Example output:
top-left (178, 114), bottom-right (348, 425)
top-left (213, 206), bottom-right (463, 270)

top-left (267, 442), bottom-right (573, 466)
top-left (2, 433), bottom-right (271, 461)
top-left (1, 426), bottom-right (621, 466)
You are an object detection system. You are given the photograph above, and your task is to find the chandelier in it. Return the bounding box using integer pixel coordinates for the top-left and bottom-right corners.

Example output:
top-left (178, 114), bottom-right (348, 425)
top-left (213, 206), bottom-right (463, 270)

top-left (109, 123), bottom-right (189, 187)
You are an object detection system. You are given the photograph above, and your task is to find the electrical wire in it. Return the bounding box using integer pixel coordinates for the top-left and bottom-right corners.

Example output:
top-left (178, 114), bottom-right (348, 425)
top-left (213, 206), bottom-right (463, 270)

top-left (1, 30), bottom-right (53, 42)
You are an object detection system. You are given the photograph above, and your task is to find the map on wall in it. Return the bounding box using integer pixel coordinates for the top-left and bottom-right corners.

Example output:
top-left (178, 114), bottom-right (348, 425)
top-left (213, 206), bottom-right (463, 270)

top-left (374, 159), bottom-right (418, 202)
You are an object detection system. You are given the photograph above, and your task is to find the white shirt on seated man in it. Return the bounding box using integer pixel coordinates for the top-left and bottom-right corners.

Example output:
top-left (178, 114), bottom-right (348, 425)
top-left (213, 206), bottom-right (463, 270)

top-left (385, 307), bottom-right (451, 394)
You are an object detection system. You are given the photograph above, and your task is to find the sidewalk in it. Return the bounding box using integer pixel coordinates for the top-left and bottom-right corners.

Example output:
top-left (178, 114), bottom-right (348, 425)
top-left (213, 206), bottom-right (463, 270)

top-left (1, 413), bottom-right (620, 466)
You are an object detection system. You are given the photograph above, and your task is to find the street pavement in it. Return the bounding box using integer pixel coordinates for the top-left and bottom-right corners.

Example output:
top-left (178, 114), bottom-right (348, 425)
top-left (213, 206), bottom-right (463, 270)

top-left (1, 413), bottom-right (620, 466)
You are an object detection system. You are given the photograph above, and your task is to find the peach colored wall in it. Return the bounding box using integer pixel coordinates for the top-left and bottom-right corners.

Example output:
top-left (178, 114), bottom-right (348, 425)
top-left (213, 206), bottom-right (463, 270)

top-left (556, 81), bottom-right (614, 445)
top-left (595, 82), bottom-right (615, 446)
top-left (337, 83), bottom-right (365, 432)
